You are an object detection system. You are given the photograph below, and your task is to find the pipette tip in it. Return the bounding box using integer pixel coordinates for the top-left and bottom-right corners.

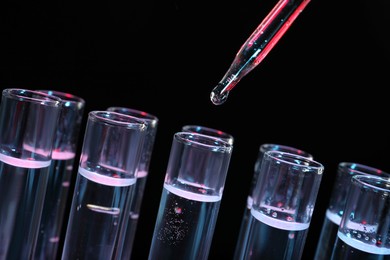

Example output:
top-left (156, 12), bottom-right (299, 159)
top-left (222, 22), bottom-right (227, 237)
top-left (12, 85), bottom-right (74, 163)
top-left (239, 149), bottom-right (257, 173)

top-left (210, 84), bottom-right (229, 105)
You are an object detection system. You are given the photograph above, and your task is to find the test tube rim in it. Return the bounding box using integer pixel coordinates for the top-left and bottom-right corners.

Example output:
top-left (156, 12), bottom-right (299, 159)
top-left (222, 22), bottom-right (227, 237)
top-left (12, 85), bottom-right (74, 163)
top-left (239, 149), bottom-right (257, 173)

top-left (106, 106), bottom-right (159, 127)
top-left (174, 131), bottom-right (233, 153)
top-left (265, 150), bottom-right (323, 172)
top-left (181, 124), bottom-right (234, 145)
top-left (38, 89), bottom-right (86, 109)
top-left (260, 143), bottom-right (313, 160)
top-left (352, 174), bottom-right (390, 192)
top-left (89, 110), bottom-right (147, 131)
top-left (338, 162), bottom-right (390, 178)
top-left (3, 88), bottom-right (62, 107)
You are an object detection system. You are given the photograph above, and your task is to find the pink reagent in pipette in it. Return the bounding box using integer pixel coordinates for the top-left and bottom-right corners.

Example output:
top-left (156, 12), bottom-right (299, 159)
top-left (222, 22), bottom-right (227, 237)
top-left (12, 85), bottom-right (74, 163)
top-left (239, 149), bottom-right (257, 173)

top-left (210, 0), bottom-right (311, 105)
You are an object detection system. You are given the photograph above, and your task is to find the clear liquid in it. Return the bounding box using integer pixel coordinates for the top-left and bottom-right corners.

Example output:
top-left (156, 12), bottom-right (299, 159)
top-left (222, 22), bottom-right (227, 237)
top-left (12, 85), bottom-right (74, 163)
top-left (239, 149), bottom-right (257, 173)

top-left (236, 207), bottom-right (309, 259)
top-left (0, 154), bottom-right (50, 259)
top-left (314, 210), bottom-right (342, 260)
top-left (148, 183), bottom-right (222, 260)
top-left (120, 172), bottom-right (148, 259)
top-left (34, 151), bottom-right (76, 260)
top-left (61, 166), bottom-right (136, 260)
top-left (233, 196), bottom-right (252, 259)
top-left (331, 231), bottom-right (390, 259)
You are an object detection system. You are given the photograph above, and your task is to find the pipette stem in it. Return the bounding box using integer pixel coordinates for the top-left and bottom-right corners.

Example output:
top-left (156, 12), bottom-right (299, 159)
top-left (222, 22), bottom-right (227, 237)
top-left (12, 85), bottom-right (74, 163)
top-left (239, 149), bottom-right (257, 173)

top-left (210, 0), bottom-right (311, 105)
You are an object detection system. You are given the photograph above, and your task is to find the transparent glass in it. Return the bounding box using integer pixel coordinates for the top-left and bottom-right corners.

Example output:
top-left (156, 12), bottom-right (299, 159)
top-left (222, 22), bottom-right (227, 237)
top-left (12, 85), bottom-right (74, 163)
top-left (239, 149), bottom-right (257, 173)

top-left (210, 0), bottom-right (311, 105)
top-left (148, 132), bottom-right (233, 260)
top-left (0, 88), bottom-right (61, 259)
top-left (181, 125), bottom-right (234, 145)
top-left (34, 90), bottom-right (86, 260)
top-left (331, 175), bottom-right (390, 259)
top-left (315, 162), bottom-right (390, 260)
top-left (234, 143), bottom-right (313, 259)
top-left (106, 106), bottom-right (159, 259)
top-left (235, 150), bottom-right (324, 260)
top-left (61, 111), bottom-right (147, 260)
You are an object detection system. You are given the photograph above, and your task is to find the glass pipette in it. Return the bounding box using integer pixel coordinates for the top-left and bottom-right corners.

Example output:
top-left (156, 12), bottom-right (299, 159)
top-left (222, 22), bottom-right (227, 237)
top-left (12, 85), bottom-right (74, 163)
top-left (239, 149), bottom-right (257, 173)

top-left (210, 0), bottom-right (311, 105)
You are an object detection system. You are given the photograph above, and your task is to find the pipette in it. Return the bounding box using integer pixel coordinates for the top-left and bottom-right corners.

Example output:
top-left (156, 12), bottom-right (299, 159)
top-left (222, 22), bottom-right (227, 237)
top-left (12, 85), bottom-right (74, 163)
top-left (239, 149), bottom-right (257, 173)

top-left (210, 0), bottom-right (311, 105)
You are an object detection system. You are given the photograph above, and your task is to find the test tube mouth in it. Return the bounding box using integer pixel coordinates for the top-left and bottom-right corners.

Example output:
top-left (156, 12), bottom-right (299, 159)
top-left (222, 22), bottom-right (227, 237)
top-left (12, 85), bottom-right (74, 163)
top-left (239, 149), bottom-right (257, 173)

top-left (38, 90), bottom-right (86, 109)
top-left (89, 111), bottom-right (147, 131)
top-left (174, 132), bottom-right (233, 153)
top-left (3, 88), bottom-right (62, 107)
top-left (260, 143), bottom-right (313, 160)
top-left (265, 150), bottom-right (323, 172)
top-left (106, 107), bottom-right (159, 127)
top-left (181, 125), bottom-right (234, 145)
top-left (352, 175), bottom-right (390, 191)
top-left (339, 162), bottom-right (390, 177)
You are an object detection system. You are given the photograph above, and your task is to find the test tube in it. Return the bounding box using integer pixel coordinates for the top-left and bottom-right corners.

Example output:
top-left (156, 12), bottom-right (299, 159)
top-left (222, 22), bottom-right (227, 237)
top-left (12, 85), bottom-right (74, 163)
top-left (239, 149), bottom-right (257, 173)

top-left (234, 143), bottom-right (313, 259)
top-left (314, 162), bottom-right (390, 260)
top-left (181, 125), bottom-right (234, 145)
top-left (0, 88), bottom-right (61, 259)
top-left (61, 111), bottom-right (147, 259)
top-left (235, 151), bottom-right (324, 259)
top-left (148, 132), bottom-right (233, 260)
top-left (34, 90), bottom-right (86, 260)
top-left (331, 175), bottom-right (390, 259)
top-left (106, 106), bottom-right (159, 259)
top-left (210, 0), bottom-right (311, 105)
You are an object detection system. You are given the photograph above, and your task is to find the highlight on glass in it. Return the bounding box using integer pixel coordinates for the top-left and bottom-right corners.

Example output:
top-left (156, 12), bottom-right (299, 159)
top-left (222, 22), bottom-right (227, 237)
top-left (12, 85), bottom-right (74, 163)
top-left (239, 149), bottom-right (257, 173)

top-left (235, 150), bottom-right (324, 260)
top-left (106, 106), bottom-right (159, 259)
top-left (148, 131), bottom-right (233, 260)
top-left (61, 111), bottom-right (147, 259)
top-left (0, 88), bottom-right (62, 259)
top-left (315, 162), bottom-right (390, 260)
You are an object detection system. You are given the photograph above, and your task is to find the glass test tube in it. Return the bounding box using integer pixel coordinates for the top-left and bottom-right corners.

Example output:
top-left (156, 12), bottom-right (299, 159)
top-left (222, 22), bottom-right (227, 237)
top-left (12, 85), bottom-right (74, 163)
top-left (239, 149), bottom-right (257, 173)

top-left (34, 90), bottom-right (86, 260)
top-left (331, 175), bottom-right (390, 259)
top-left (235, 151), bottom-right (324, 260)
top-left (181, 125), bottom-right (234, 145)
top-left (210, 0), bottom-right (311, 105)
top-left (234, 143), bottom-right (313, 259)
top-left (106, 106), bottom-right (159, 260)
top-left (0, 88), bottom-right (61, 259)
top-left (148, 132), bottom-right (233, 260)
top-left (314, 162), bottom-right (390, 260)
top-left (61, 111), bottom-right (147, 259)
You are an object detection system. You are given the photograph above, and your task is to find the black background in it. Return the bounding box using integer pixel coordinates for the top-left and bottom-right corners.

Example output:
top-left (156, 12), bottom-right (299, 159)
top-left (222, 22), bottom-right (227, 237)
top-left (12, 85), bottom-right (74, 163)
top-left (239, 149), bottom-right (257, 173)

top-left (1, 0), bottom-right (389, 259)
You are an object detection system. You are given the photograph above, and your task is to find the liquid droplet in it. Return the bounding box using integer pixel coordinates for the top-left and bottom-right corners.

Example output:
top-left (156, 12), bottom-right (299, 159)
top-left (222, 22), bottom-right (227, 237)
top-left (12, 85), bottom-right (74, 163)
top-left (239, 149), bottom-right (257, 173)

top-left (210, 84), bottom-right (229, 105)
